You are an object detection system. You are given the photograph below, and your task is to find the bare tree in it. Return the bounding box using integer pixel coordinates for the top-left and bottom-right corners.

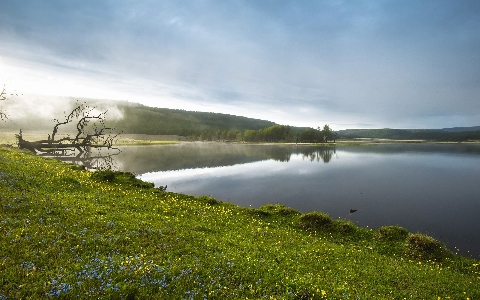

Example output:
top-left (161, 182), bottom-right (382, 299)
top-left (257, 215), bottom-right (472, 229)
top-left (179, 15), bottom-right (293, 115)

top-left (17, 100), bottom-right (121, 170)
top-left (47, 101), bottom-right (120, 152)
top-left (1, 83), bottom-right (23, 122)
top-left (0, 84), bottom-right (8, 121)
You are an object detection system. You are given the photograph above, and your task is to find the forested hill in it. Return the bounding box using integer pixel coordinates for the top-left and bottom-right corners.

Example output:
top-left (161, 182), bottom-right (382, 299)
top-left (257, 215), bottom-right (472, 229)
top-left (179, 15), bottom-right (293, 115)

top-left (0, 96), bottom-right (278, 135)
top-left (441, 126), bottom-right (480, 132)
top-left (337, 128), bottom-right (480, 141)
top-left (109, 102), bottom-right (278, 136)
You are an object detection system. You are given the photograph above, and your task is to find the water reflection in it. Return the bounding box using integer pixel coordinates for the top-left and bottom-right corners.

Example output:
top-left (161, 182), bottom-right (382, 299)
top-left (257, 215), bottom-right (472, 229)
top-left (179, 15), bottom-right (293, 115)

top-left (115, 143), bottom-right (480, 258)
top-left (115, 143), bottom-right (337, 174)
top-left (39, 148), bottom-right (120, 170)
top-left (300, 147), bottom-right (336, 163)
top-left (117, 143), bottom-right (480, 175)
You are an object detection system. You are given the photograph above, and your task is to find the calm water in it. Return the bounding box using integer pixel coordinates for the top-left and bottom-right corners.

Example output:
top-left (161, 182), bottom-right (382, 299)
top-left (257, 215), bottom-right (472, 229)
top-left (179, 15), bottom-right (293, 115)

top-left (114, 143), bottom-right (480, 258)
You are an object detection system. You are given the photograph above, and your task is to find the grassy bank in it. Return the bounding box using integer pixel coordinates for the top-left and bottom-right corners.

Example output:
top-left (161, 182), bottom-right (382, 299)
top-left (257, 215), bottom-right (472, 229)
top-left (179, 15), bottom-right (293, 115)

top-left (114, 139), bottom-right (180, 146)
top-left (1, 146), bottom-right (479, 299)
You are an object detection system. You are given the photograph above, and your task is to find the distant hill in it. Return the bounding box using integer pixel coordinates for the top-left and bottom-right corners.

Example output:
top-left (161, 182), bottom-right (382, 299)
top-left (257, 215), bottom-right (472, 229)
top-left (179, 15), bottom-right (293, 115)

top-left (441, 126), bottom-right (480, 132)
top-left (109, 102), bottom-right (279, 135)
top-left (337, 128), bottom-right (480, 141)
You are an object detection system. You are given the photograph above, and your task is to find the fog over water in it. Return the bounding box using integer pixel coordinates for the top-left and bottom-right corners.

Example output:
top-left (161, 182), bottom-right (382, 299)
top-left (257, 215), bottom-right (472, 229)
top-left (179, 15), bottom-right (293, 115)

top-left (113, 143), bottom-right (480, 258)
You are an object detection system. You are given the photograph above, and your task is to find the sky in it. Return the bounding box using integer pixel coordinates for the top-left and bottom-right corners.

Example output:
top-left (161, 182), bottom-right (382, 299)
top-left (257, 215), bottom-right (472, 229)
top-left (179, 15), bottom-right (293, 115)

top-left (1, 0), bottom-right (480, 130)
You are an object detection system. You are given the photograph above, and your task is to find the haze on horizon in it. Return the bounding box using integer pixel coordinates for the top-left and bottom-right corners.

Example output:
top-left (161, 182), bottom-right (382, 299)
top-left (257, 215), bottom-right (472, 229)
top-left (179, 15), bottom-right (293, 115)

top-left (1, 1), bottom-right (479, 130)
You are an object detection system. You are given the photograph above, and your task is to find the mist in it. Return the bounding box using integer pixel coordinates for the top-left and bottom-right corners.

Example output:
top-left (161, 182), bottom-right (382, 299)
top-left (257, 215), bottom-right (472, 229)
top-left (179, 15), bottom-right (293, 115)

top-left (0, 94), bottom-right (124, 132)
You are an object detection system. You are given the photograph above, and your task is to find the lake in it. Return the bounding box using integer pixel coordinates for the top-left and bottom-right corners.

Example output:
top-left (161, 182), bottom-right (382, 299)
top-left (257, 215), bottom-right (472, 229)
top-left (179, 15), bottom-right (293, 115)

top-left (113, 142), bottom-right (480, 258)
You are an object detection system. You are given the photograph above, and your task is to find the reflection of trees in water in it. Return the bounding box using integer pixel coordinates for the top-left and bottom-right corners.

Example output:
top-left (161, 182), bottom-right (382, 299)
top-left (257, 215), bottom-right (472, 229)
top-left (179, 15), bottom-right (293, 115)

top-left (296, 146), bottom-right (336, 163)
top-left (116, 143), bottom-right (337, 174)
top-left (264, 147), bottom-right (292, 162)
top-left (37, 148), bottom-right (120, 170)
top-left (116, 144), bottom-right (272, 173)
top-left (267, 146), bottom-right (336, 163)
top-left (113, 143), bottom-right (480, 175)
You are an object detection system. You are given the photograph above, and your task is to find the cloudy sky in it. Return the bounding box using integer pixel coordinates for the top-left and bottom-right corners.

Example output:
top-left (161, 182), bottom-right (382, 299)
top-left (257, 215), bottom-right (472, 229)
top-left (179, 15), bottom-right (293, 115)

top-left (1, 0), bottom-right (479, 129)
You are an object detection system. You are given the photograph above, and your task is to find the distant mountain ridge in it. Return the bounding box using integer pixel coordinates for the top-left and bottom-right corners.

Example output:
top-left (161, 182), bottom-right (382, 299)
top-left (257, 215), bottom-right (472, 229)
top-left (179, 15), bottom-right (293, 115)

top-left (337, 127), bottom-right (480, 141)
top-left (441, 126), bottom-right (480, 132)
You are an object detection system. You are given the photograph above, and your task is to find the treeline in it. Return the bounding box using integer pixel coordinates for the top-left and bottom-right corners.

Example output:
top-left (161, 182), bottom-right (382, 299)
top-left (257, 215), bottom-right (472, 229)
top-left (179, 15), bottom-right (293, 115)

top-left (295, 125), bottom-right (336, 143)
top-left (244, 125), bottom-right (337, 143)
top-left (189, 124), bottom-right (337, 143)
top-left (243, 125), bottom-right (293, 142)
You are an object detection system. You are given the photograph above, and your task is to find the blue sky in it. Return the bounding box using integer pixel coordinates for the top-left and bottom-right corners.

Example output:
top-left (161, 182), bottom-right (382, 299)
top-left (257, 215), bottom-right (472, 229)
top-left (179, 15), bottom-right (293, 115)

top-left (1, 0), bottom-right (479, 129)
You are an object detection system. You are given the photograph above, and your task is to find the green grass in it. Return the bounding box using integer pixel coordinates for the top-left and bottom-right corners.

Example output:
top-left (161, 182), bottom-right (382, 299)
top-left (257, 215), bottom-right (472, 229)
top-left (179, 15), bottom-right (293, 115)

top-left (1, 146), bottom-right (479, 299)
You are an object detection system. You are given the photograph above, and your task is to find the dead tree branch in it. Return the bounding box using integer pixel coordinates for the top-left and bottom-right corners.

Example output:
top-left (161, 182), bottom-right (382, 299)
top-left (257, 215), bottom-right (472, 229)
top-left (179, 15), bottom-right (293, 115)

top-left (18, 100), bottom-right (121, 170)
top-left (0, 84), bottom-right (8, 121)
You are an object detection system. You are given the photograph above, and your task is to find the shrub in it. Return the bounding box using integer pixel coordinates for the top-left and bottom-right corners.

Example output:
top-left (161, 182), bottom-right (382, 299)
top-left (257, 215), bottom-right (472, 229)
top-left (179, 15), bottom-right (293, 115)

top-left (248, 209), bottom-right (271, 217)
top-left (377, 226), bottom-right (409, 241)
top-left (258, 204), bottom-right (301, 216)
top-left (296, 211), bottom-right (332, 230)
top-left (332, 219), bottom-right (357, 233)
top-left (406, 233), bottom-right (450, 260)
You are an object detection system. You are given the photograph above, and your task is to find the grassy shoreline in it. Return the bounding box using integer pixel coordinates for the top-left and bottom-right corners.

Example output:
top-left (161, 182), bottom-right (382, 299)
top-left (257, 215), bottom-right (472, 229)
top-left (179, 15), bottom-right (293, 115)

top-left (0, 132), bottom-right (181, 147)
top-left (1, 146), bottom-right (479, 299)
top-left (2, 131), bottom-right (480, 147)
